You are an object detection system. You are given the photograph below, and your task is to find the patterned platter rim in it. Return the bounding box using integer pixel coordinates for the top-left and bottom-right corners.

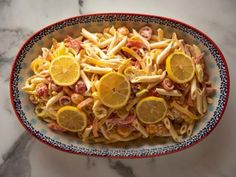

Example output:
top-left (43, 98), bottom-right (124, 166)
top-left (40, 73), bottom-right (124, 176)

top-left (9, 13), bottom-right (230, 158)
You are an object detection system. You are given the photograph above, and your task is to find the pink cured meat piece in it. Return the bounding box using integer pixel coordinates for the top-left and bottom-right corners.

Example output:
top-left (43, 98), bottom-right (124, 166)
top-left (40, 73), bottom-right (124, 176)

top-left (47, 122), bottom-right (66, 132)
top-left (107, 115), bottom-right (136, 126)
top-left (36, 84), bottom-right (48, 97)
top-left (126, 40), bottom-right (145, 49)
top-left (206, 87), bottom-right (216, 96)
top-left (117, 26), bottom-right (130, 36)
top-left (162, 78), bottom-right (174, 91)
top-left (134, 60), bottom-right (141, 69)
top-left (51, 83), bottom-right (62, 92)
top-left (202, 82), bottom-right (216, 96)
top-left (122, 46), bottom-right (142, 60)
top-left (59, 96), bottom-right (71, 106)
top-left (64, 36), bottom-right (81, 54)
top-left (193, 53), bottom-right (204, 64)
top-left (138, 26), bottom-right (153, 40)
top-left (148, 88), bottom-right (160, 97)
top-left (77, 98), bottom-right (93, 109)
top-left (74, 81), bottom-right (86, 94)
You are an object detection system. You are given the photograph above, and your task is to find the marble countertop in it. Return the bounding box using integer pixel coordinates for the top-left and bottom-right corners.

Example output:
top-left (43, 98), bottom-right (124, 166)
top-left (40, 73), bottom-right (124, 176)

top-left (0, 0), bottom-right (236, 176)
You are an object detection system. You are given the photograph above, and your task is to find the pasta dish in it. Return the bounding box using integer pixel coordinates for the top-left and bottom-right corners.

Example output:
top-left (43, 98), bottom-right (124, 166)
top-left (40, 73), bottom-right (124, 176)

top-left (22, 26), bottom-right (216, 143)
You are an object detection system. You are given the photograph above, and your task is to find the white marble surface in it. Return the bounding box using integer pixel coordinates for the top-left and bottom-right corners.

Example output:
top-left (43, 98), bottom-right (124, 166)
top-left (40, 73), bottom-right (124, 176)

top-left (0, 0), bottom-right (236, 176)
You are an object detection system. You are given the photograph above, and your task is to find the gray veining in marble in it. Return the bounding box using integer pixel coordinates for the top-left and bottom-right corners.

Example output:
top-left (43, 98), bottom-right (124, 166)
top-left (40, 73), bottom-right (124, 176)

top-left (78, 0), bottom-right (84, 15)
top-left (0, 0), bottom-right (83, 176)
top-left (0, 132), bottom-right (33, 177)
top-left (86, 156), bottom-right (96, 169)
top-left (108, 159), bottom-right (135, 177)
top-left (0, 0), bottom-right (11, 6)
top-left (1, 0), bottom-right (236, 177)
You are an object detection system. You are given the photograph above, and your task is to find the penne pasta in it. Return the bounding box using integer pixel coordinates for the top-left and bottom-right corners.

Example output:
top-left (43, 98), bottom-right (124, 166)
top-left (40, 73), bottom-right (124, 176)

top-left (84, 45), bottom-right (100, 60)
top-left (172, 39), bottom-right (183, 49)
top-left (180, 122), bottom-right (188, 135)
top-left (156, 41), bottom-right (174, 65)
top-left (98, 37), bottom-right (113, 48)
top-left (100, 58), bottom-right (123, 64)
top-left (187, 121), bottom-right (195, 137)
top-left (202, 90), bottom-right (208, 113)
top-left (132, 120), bottom-right (149, 138)
top-left (35, 105), bottom-right (45, 116)
top-left (107, 32), bottom-right (118, 54)
top-left (155, 88), bottom-right (182, 96)
top-left (77, 97), bottom-right (93, 109)
top-left (76, 49), bottom-right (86, 62)
top-left (207, 97), bottom-right (214, 104)
top-left (43, 108), bottom-right (57, 120)
top-left (98, 108), bottom-right (114, 127)
top-left (116, 107), bottom-right (129, 119)
top-left (178, 41), bottom-right (185, 52)
top-left (146, 80), bottom-right (162, 90)
top-left (136, 89), bottom-right (148, 97)
top-left (121, 47), bottom-right (145, 68)
top-left (92, 100), bottom-right (108, 119)
top-left (150, 39), bottom-right (171, 49)
top-left (157, 28), bottom-right (164, 41)
top-left (196, 88), bottom-right (207, 114)
top-left (31, 77), bottom-right (48, 84)
top-left (109, 26), bottom-right (116, 35)
top-left (93, 46), bottom-right (108, 58)
top-left (150, 35), bottom-right (159, 41)
top-left (184, 44), bottom-right (192, 56)
top-left (46, 91), bottom-right (64, 108)
top-left (195, 64), bottom-right (204, 83)
top-left (107, 36), bottom-right (127, 56)
top-left (118, 59), bottom-right (131, 73)
top-left (163, 118), bottom-right (182, 142)
top-left (131, 71), bottom-right (166, 83)
top-left (196, 88), bottom-right (203, 114)
top-left (100, 125), bottom-right (111, 140)
top-left (170, 101), bottom-right (199, 121)
top-left (126, 97), bottom-right (142, 111)
top-left (84, 56), bottom-right (118, 69)
top-left (104, 32), bottom-right (113, 38)
top-left (82, 64), bottom-right (113, 74)
top-left (82, 125), bottom-right (93, 139)
top-left (193, 45), bottom-right (202, 57)
top-left (172, 32), bottom-right (178, 41)
top-left (22, 85), bottom-right (36, 93)
top-left (108, 132), bottom-right (142, 143)
top-left (190, 77), bottom-right (197, 100)
top-left (22, 26), bottom-right (215, 144)
top-left (80, 70), bottom-right (92, 91)
top-left (81, 28), bottom-right (98, 44)
top-left (37, 70), bottom-right (50, 77)
top-left (145, 55), bottom-right (153, 74)
top-left (132, 29), bottom-right (150, 50)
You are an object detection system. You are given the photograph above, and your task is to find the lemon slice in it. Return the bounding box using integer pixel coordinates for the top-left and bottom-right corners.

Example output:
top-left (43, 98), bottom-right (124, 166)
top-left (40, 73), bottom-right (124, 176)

top-left (166, 52), bottom-right (195, 84)
top-left (57, 106), bottom-right (87, 132)
top-left (30, 57), bottom-right (50, 76)
top-left (98, 72), bottom-right (131, 108)
top-left (49, 55), bottom-right (80, 86)
top-left (136, 96), bottom-right (167, 124)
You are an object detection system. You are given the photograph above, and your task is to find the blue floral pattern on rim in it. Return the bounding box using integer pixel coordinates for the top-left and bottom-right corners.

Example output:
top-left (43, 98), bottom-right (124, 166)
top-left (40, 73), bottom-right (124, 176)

top-left (10, 13), bottom-right (229, 158)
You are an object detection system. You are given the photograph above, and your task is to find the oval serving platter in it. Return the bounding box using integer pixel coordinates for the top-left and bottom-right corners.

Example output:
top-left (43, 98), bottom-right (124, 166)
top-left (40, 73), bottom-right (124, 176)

top-left (10, 13), bottom-right (230, 158)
